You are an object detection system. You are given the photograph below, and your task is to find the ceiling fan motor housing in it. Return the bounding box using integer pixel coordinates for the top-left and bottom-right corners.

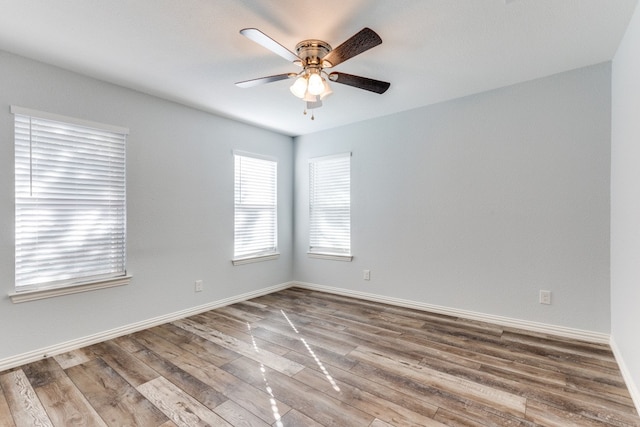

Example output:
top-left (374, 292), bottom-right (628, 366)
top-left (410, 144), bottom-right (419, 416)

top-left (295, 40), bottom-right (332, 68)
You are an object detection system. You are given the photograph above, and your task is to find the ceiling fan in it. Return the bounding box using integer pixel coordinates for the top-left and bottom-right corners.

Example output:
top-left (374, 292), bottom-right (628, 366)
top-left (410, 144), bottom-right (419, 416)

top-left (235, 27), bottom-right (390, 118)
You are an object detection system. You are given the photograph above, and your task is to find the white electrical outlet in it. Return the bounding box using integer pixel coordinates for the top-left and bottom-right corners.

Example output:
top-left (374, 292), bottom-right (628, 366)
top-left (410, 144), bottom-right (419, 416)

top-left (363, 270), bottom-right (371, 281)
top-left (539, 290), bottom-right (551, 305)
top-left (195, 280), bottom-right (203, 292)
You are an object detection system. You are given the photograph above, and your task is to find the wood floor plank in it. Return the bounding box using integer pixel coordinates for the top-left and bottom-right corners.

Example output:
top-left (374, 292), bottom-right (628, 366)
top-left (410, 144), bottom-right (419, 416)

top-left (232, 300), bottom-right (288, 322)
top-left (153, 323), bottom-right (240, 366)
top-left (21, 358), bottom-right (65, 389)
top-left (53, 347), bottom-right (95, 370)
top-left (212, 400), bottom-right (271, 427)
top-left (174, 318), bottom-right (305, 376)
top-left (501, 329), bottom-right (619, 365)
top-left (111, 334), bottom-right (149, 353)
top-left (267, 310), bottom-right (407, 358)
top-left (433, 408), bottom-right (500, 427)
top-left (223, 356), bottom-right (375, 427)
top-left (212, 305), bottom-right (265, 324)
top-left (249, 296), bottom-right (353, 335)
top-left (131, 346), bottom-right (228, 410)
top-left (137, 377), bottom-right (232, 427)
top-left (383, 304), bottom-right (505, 336)
top-left (290, 364), bottom-right (339, 393)
top-left (410, 331), bottom-right (570, 390)
top-left (132, 329), bottom-right (186, 361)
top-left (35, 378), bottom-right (108, 427)
top-left (405, 325), bottom-right (625, 387)
top-left (278, 409), bottom-right (324, 427)
top-left (378, 335), bottom-right (640, 426)
top-left (0, 384), bottom-right (16, 427)
top-left (525, 399), bottom-right (620, 427)
top-left (65, 358), bottom-right (169, 426)
top-left (191, 312), bottom-right (291, 356)
top-left (22, 358), bottom-right (107, 427)
top-left (526, 390), bottom-right (640, 427)
top-left (162, 345), bottom-right (292, 425)
top-left (350, 357), bottom-right (533, 425)
top-left (480, 363), bottom-right (639, 425)
top-left (283, 342), bottom-right (360, 373)
top-left (89, 341), bottom-right (159, 387)
top-left (567, 375), bottom-right (637, 407)
top-left (251, 315), bottom-right (360, 356)
top-left (0, 370), bottom-right (53, 427)
top-left (193, 311), bottom-right (255, 334)
top-left (293, 366), bottom-right (446, 427)
top-left (350, 346), bottom-right (528, 419)
top-left (287, 349), bottom-right (442, 421)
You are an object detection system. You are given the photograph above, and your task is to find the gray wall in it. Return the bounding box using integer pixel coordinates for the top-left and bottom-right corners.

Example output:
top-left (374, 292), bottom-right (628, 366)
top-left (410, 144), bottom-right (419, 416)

top-left (294, 63), bottom-right (612, 333)
top-left (612, 1), bottom-right (640, 401)
top-left (0, 51), bottom-right (293, 360)
top-left (0, 46), bottom-right (621, 373)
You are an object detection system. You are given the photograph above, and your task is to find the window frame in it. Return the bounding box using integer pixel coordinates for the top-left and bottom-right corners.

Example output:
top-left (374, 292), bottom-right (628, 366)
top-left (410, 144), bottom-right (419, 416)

top-left (308, 152), bottom-right (353, 262)
top-left (232, 150), bottom-right (279, 265)
top-left (10, 106), bottom-right (130, 303)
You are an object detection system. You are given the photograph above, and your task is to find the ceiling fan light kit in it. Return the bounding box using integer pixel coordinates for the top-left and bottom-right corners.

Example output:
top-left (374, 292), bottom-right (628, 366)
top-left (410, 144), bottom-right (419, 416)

top-left (236, 27), bottom-right (390, 119)
top-left (289, 70), bottom-right (331, 99)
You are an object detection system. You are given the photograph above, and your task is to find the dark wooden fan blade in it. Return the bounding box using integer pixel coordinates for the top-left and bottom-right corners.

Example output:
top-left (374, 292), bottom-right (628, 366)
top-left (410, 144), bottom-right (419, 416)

top-left (240, 28), bottom-right (300, 63)
top-left (328, 72), bottom-right (390, 94)
top-left (235, 73), bottom-right (294, 88)
top-left (322, 28), bottom-right (382, 68)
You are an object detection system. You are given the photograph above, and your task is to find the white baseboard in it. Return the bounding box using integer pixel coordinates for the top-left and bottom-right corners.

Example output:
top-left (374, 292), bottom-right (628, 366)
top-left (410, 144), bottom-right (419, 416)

top-left (610, 336), bottom-right (640, 414)
top-left (292, 281), bottom-right (611, 344)
top-left (0, 280), bottom-right (613, 370)
top-left (0, 282), bottom-right (293, 372)
top-left (3, 280), bottom-right (636, 415)
top-left (4, 280), bottom-right (634, 413)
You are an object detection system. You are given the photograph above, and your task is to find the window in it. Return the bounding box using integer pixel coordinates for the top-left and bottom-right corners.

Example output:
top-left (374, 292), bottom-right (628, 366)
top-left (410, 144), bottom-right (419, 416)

top-left (12, 106), bottom-right (129, 299)
top-left (309, 153), bottom-right (352, 260)
top-left (233, 152), bottom-right (278, 264)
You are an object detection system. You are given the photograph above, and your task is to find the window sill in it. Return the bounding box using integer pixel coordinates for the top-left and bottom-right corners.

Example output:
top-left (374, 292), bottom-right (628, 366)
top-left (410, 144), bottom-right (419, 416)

top-left (232, 253), bottom-right (280, 266)
top-left (307, 252), bottom-right (353, 262)
top-left (8, 275), bottom-right (131, 304)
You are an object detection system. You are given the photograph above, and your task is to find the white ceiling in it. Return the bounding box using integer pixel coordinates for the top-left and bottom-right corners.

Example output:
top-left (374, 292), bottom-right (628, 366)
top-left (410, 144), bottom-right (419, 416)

top-left (0, 0), bottom-right (637, 136)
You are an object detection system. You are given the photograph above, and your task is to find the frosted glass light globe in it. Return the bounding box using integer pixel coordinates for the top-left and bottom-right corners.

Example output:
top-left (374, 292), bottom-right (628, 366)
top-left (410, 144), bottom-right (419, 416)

top-left (290, 76), bottom-right (308, 98)
top-left (307, 73), bottom-right (325, 96)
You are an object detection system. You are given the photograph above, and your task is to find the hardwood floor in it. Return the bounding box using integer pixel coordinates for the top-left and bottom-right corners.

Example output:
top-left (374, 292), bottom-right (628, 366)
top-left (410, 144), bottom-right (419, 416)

top-left (1, 287), bottom-right (638, 426)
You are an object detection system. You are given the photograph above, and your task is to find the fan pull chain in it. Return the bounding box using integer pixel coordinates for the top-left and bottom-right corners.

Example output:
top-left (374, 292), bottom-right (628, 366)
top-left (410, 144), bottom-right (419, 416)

top-left (311, 111), bottom-right (315, 120)
top-left (302, 108), bottom-right (315, 120)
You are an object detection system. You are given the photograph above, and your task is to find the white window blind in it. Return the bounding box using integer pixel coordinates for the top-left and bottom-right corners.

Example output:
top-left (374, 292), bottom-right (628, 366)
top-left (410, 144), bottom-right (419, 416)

top-left (234, 152), bottom-right (277, 260)
top-left (13, 107), bottom-right (128, 291)
top-left (309, 153), bottom-right (351, 255)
